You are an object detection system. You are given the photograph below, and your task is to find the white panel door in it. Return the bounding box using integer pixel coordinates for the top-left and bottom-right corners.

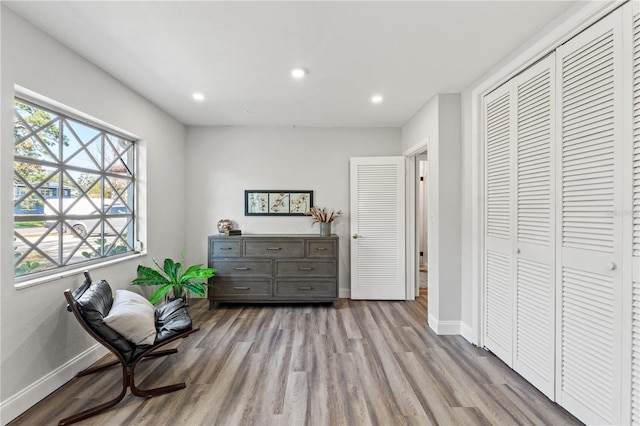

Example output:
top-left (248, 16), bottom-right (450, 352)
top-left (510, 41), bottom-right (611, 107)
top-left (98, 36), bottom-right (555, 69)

top-left (513, 53), bottom-right (556, 399)
top-left (556, 9), bottom-right (624, 425)
top-left (484, 82), bottom-right (515, 365)
top-left (350, 156), bottom-right (405, 300)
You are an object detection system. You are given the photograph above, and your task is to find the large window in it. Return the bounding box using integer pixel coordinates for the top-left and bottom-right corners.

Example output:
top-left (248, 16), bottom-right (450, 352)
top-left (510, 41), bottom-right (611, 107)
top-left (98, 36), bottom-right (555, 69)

top-left (13, 97), bottom-right (136, 281)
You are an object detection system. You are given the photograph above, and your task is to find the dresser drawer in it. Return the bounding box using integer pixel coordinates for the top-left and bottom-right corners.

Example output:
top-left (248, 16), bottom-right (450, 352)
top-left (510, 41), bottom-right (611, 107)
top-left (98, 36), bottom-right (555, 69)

top-left (274, 280), bottom-right (336, 298)
top-left (210, 239), bottom-right (241, 257)
top-left (307, 240), bottom-right (337, 258)
top-left (213, 259), bottom-right (272, 276)
top-left (212, 280), bottom-right (271, 298)
top-left (275, 260), bottom-right (336, 277)
top-left (244, 240), bottom-right (304, 258)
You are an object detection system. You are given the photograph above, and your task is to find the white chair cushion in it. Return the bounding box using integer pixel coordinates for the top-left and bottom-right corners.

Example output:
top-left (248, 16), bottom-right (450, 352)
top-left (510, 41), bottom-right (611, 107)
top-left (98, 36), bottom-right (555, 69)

top-left (103, 289), bottom-right (156, 345)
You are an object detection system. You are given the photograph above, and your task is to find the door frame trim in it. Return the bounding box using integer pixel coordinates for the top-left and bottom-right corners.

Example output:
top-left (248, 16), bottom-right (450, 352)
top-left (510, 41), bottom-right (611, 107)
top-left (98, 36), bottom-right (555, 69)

top-left (404, 138), bottom-right (430, 302)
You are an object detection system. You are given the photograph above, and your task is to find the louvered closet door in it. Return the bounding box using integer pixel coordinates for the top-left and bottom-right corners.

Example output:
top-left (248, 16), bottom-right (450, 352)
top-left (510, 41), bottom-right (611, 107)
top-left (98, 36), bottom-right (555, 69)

top-left (513, 54), bottom-right (556, 399)
top-left (484, 82), bottom-right (515, 365)
top-left (631, 10), bottom-right (640, 426)
top-left (557, 9), bottom-right (624, 425)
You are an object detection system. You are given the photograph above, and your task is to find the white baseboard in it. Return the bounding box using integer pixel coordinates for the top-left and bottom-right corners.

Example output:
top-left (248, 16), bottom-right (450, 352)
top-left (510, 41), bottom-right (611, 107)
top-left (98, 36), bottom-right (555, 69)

top-left (0, 344), bottom-right (108, 425)
top-left (459, 321), bottom-right (474, 343)
top-left (428, 313), bottom-right (461, 335)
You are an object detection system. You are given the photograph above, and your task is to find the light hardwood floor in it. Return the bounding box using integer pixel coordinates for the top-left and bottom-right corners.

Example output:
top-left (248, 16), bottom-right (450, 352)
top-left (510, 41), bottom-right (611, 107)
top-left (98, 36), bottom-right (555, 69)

top-left (10, 291), bottom-right (581, 425)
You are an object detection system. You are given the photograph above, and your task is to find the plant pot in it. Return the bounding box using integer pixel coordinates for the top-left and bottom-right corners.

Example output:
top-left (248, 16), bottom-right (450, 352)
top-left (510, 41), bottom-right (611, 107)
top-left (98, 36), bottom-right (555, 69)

top-left (319, 222), bottom-right (331, 236)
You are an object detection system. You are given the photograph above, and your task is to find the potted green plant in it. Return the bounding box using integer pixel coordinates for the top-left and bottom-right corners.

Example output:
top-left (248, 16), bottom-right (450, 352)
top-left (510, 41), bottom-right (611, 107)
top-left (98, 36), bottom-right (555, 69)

top-left (131, 251), bottom-right (215, 305)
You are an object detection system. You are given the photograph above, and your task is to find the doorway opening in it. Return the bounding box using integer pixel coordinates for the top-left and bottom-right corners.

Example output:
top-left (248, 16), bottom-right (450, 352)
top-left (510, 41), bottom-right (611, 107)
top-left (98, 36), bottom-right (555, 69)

top-left (417, 153), bottom-right (428, 295)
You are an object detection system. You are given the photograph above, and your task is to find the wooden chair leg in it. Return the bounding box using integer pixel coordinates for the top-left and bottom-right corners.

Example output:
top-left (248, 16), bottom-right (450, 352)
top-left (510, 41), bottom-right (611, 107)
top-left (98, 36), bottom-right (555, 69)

top-left (75, 348), bottom-right (175, 378)
top-left (128, 328), bottom-right (199, 397)
top-left (128, 356), bottom-right (187, 398)
top-left (58, 362), bottom-right (128, 426)
top-left (75, 359), bottom-right (120, 377)
top-left (143, 348), bottom-right (178, 358)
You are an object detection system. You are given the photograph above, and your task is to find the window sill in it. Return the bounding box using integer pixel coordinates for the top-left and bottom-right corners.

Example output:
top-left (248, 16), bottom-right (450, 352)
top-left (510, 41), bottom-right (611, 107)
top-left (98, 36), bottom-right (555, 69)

top-left (14, 251), bottom-right (146, 290)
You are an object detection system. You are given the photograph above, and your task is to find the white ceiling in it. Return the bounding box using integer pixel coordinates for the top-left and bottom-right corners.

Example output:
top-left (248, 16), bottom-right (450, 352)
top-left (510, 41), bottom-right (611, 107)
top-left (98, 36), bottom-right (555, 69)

top-left (5, 1), bottom-right (578, 128)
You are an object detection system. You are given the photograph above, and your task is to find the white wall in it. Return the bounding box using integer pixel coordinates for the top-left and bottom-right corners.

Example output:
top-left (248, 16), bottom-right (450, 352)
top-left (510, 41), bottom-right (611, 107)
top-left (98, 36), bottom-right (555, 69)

top-left (436, 94), bottom-right (462, 329)
top-left (401, 96), bottom-right (438, 153)
top-left (0, 7), bottom-right (187, 423)
top-left (185, 126), bottom-right (401, 296)
top-left (401, 94), bottom-right (462, 335)
top-left (459, 89), bottom-right (475, 341)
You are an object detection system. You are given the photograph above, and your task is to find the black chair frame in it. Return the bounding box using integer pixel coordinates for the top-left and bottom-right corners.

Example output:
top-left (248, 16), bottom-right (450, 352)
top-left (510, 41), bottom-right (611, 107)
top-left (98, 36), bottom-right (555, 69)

top-left (59, 271), bottom-right (199, 426)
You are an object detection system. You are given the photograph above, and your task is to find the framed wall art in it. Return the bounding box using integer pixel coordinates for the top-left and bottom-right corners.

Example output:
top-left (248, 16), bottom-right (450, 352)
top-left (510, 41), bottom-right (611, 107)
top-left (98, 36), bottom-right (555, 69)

top-left (245, 190), bottom-right (313, 216)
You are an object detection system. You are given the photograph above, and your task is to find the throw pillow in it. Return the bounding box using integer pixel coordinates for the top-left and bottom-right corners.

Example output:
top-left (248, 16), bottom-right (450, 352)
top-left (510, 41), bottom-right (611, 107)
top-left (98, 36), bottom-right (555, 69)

top-left (103, 289), bottom-right (156, 345)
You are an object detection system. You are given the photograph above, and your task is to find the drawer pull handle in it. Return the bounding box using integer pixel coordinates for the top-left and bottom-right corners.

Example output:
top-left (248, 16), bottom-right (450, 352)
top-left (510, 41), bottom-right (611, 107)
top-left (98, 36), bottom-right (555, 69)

top-left (267, 247), bottom-right (281, 250)
top-left (298, 267), bottom-right (313, 271)
top-left (220, 247), bottom-right (232, 250)
top-left (233, 286), bottom-right (250, 290)
top-left (316, 247), bottom-right (327, 251)
top-left (234, 267), bottom-right (250, 270)
top-left (298, 286), bottom-right (313, 290)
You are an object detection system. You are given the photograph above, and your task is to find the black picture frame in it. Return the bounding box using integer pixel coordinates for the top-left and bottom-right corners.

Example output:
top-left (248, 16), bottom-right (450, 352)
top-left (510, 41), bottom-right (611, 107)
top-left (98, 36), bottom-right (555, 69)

top-left (244, 190), bottom-right (313, 216)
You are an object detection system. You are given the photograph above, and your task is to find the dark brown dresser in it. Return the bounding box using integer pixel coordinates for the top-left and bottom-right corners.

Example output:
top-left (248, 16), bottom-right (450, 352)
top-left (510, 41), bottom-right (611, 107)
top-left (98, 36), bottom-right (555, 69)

top-left (208, 234), bottom-right (338, 308)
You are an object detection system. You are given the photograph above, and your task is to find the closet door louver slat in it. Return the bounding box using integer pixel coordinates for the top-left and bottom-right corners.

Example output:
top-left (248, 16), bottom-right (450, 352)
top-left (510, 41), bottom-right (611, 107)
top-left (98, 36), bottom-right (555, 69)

top-left (485, 250), bottom-right (512, 354)
top-left (562, 267), bottom-right (615, 421)
top-left (561, 31), bottom-right (615, 254)
top-left (631, 12), bottom-right (640, 426)
top-left (633, 285), bottom-right (640, 424)
top-left (486, 91), bottom-right (513, 241)
top-left (517, 68), bottom-right (552, 246)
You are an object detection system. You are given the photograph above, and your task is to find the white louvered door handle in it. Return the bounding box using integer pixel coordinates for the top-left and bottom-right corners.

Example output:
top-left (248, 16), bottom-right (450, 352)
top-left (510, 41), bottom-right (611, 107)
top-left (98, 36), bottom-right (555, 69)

top-left (352, 234), bottom-right (358, 239)
top-left (606, 262), bottom-right (616, 270)
top-left (515, 248), bottom-right (521, 254)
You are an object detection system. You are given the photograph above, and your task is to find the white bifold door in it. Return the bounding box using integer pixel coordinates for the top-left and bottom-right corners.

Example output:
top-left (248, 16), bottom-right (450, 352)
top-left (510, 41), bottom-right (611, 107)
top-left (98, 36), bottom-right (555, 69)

top-left (556, 10), bottom-right (624, 424)
top-left (483, 53), bottom-right (556, 399)
top-left (483, 7), bottom-right (628, 424)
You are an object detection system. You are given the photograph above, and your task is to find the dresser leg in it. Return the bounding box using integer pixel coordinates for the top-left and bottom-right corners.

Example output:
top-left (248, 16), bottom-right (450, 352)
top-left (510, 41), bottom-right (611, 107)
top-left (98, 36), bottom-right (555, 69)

top-left (209, 300), bottom-right (219, 310)
top-left (333, 300), bottom-right (338, 309)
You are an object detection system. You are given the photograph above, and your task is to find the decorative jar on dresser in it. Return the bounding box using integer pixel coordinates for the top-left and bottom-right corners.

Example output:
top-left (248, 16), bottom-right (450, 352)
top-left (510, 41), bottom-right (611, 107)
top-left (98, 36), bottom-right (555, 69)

top-left (208, 234), bottom-right (339, 309)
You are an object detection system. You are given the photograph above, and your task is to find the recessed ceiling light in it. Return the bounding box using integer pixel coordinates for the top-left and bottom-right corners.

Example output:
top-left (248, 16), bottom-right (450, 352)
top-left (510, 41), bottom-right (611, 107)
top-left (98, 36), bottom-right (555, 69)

top-left (291, 67), bottom-right (308, 79)
top-left (371, 95), bottom-right (383, 104)
top-left (192, 93), bottom-right (205, 101)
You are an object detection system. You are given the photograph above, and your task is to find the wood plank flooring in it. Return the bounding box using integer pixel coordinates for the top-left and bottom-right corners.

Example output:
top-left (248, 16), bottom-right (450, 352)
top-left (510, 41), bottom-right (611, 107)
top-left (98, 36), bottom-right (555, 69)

top-left (10, 291), bottom-right (581, 425)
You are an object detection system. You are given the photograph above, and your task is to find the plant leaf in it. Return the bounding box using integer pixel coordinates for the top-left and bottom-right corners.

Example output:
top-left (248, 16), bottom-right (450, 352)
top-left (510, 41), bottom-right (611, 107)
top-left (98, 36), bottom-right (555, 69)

top-left (149, 284), bottom-right (174, 305)
top-left (163, 258), bottom-right (178, 282)
top-left (183, 282), bottom-right (206, 297)
top-left (131, 265), bottom-right (170, 286)
top-left (180, 265), bottom-right (215, 283)
top-left (152, 256), bottom-right (164, 272)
